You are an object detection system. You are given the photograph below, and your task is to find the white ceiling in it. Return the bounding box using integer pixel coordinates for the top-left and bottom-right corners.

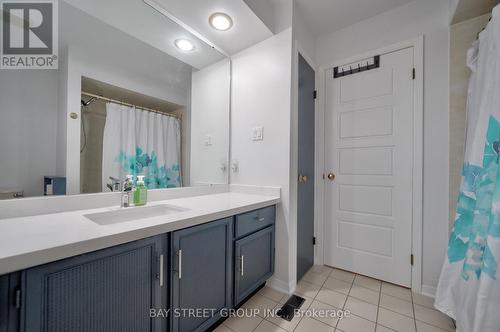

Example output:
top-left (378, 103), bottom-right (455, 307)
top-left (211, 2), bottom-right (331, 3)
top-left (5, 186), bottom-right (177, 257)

top-left (295, 0), bottom-right (416, 37)
top-left (153, 0), bottom-right (273, 55)
top-left (64, 0), bottom-right (225, 69)
top-left (64, 0), bottom-right (273, 69)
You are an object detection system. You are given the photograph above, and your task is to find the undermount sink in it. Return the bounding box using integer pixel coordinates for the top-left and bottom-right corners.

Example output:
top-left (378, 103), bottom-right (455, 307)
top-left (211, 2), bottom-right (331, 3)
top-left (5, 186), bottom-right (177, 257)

top-left (84, 204), bottom-right (188, 225)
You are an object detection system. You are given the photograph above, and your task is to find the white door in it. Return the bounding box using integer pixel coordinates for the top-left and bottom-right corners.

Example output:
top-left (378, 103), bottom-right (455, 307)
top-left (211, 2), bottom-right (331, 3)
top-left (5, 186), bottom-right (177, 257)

top-left (324, 47), bottom-right (414, 287)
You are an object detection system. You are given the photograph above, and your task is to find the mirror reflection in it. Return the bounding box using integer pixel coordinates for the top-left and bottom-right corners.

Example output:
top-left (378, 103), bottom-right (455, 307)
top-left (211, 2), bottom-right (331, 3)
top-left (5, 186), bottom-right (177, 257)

top-left (0, 0), bottom-right (231, 198)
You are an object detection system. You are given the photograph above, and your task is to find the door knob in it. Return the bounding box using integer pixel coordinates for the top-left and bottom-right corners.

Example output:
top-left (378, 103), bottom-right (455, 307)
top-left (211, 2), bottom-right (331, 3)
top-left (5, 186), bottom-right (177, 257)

top-left (327, 173), bottom-right (335, 181)
top-left (298, 174), bottom-right (308, 183)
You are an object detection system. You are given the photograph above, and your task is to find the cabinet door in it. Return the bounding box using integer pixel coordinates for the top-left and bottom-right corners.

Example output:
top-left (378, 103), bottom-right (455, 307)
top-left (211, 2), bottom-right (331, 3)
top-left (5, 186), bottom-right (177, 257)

top-left (171, 218), bottom-right (233, 332)
top-left (234, 226), bottom-right (275, 305)
top-left (0, 272), bottom-right (21, 332)
top-left (22, 235), bottom-right (166, 332)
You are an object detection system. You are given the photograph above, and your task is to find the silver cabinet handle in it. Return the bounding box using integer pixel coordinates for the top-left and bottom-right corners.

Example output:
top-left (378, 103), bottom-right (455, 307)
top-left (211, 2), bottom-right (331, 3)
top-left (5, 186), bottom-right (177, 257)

top-left (178, 249), bottom-right (182, 279)
top-left (254, 216), bottom-right (265, 222)
top-left (159, 254), bottom-right (164, 287)
top-left (240, 255), bottom-right (244, 276)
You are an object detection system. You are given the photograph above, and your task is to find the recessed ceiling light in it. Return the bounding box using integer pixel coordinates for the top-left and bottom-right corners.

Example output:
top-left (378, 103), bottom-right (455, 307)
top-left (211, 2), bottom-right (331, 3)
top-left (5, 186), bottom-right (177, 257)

top-left (174, 39), bottom-right (195, 52)
top-left (209, 12), bottom-right (233, 31)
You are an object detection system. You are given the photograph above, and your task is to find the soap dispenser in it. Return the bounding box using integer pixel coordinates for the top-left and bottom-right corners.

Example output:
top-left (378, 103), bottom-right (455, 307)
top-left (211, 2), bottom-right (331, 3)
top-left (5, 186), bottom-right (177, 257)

top-left (134, 175), bottom-right (147, 206)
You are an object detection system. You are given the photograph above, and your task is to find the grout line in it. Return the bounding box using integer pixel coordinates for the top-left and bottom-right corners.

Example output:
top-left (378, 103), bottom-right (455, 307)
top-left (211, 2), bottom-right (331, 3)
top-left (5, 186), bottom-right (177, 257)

top-left (375, 277), bottom-right (382, 328)
top-left (411, 291), bottom-right (417, 332)
top-left (334, 272), bottom-right (355, 330)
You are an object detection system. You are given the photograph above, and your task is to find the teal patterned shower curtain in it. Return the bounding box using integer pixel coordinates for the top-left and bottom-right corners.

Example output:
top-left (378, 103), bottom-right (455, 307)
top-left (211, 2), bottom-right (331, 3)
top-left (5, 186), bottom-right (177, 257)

top-left (102, 102), bottom-right (181, 190)
top-left (435, 6), bottom-right (500, 332)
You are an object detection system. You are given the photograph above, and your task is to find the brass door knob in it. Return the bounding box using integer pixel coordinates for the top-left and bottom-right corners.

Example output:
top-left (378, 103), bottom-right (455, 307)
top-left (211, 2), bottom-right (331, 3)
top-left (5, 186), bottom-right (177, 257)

top-left (327, 173), bottom-right (335, 181)
top-left (298, 174), bottom-right (308, 183)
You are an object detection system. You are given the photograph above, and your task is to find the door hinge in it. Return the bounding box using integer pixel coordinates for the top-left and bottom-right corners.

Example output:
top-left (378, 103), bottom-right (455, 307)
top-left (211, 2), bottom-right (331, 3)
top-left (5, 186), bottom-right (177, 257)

top-left (410, 254), bottom-right (414, 266)
top-left (313, 237), bottom-right (316, 245)
top-left (15, 289), bottom-right (22, 309)
top-left (313, 90), bottom-right (317, 99)
top-left (412, 68), bottom-right (416, 80)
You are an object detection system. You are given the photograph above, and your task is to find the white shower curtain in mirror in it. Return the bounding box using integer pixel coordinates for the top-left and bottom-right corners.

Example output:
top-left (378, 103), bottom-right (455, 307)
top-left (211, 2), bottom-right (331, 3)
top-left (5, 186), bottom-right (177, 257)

top-left (435, 5), bottom-right (500, 332)
top-left (102, 102), bottom-right (181, 191)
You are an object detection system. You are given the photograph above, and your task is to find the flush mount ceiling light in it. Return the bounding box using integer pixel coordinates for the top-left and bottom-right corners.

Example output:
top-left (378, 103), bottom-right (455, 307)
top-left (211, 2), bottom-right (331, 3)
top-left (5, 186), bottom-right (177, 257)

top-left (174, 39), bottom-right (195, 52)
top-left (209, 12), bottom-right (233, 31)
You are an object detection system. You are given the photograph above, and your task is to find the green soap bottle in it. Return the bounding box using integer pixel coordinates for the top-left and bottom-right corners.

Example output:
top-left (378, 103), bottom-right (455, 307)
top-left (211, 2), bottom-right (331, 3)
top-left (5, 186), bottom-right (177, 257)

top-left (133, 175), bottom-right (147, 206)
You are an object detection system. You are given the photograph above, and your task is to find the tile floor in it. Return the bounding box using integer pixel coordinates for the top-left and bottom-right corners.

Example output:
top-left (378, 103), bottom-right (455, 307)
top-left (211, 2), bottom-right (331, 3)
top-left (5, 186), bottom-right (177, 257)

top-left (215, 265), bottom-right (456, 332)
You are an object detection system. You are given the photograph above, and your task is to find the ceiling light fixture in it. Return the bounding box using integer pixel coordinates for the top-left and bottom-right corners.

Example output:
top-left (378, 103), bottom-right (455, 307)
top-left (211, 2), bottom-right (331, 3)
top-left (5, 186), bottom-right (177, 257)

top-left (174, 39), bottom-right (195, 52)
top-left (209, 12), bottom-right (233, 31)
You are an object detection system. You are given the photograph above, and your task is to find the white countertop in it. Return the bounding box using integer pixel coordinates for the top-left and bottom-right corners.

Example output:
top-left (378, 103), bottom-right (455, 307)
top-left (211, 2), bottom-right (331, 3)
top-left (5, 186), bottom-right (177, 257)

top-left (0, 192), bottom-right (280, 275)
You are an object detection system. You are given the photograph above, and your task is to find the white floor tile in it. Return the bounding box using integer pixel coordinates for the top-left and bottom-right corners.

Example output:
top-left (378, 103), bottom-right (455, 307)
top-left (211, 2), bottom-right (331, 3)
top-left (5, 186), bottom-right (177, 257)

top-left (344, 296), bottom-right (378, 322)
top-left (302, 270), bottom-right (329, 286)
top-left (310, 265), bottom-right (334, 276)
top-left (295, 280), bottom-right (322, 298)
top-left (412, 292), bottom-right (435, 309)
top-left (376, 324), bottom-right (397, 332)
top-left (307, 300), bottom-right (342, 327)
top-left (416, 320), bottom-right (455, 332)
top-left (377, 308), bottom-right (416, 332)
top-left (381, 283), bottom-right (412, 302)
top-left (414, 305), bottom-right (455, 331)
top-left (254, 320), bottom-right (288, 332)
top-left (337, 313), bottom-right (376, 332)
top-left (353, 275), bottom-right (382, 292)
top-left (258, 286), bottom-right (286, 303)
top-left (295, 317), bottom-right (336, 332)
top-left (349, 284), bottom-right (380, 305)
top-left (214, 324), bottom-right (235, 332)
top-left (323, 276), bottom-right (352, 295)
top-left (316, 288), bottom-right (348, 308)
top-left (223, 314), bottom-right (263, 332)
top-left (241, 294), bottom-right (278, 318)
top-left (330, 268), bottom-right (356, 283)
top-left (379, 293), bottom-right (414, 318)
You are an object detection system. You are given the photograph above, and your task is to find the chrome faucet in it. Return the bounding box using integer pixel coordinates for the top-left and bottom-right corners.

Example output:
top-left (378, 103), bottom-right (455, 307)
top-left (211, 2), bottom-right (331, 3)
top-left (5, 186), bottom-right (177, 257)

top-left (121, 176), bottom-right (133, 208)
top-left (106, 176), bottom-right (121, 192)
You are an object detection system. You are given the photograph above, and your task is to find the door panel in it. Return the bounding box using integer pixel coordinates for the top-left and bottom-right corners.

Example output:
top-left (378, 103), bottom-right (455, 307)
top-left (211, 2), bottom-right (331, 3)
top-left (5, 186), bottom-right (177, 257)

top-left (22, 236), bottom-right (166, 332)
top-left (234, 226), bottom-right (274, 305)
top-left (325, 47), bottom-right (414, 286)
top-left (297, 54), bottom-right (315, 281)
top-left (171, 218), bottom-right (232, 332)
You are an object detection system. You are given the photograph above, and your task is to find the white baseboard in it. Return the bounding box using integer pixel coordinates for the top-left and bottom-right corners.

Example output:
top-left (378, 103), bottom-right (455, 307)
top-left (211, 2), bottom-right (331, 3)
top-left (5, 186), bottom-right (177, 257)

top-left (421, 285), bottom-right (437, 298)
top-left (267, 276), bottom-right (294, 295)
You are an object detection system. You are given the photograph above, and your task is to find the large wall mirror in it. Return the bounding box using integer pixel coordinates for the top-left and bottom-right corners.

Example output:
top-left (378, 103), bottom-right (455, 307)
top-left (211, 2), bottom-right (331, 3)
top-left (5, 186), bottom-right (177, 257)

top-left (0, 0), bottom-right (230, 198)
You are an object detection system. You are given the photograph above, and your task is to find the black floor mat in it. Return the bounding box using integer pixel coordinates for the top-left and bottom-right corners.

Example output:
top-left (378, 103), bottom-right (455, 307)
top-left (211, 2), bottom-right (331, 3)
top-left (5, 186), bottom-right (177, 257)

top-left (277, 295), bottom-right (305, 321)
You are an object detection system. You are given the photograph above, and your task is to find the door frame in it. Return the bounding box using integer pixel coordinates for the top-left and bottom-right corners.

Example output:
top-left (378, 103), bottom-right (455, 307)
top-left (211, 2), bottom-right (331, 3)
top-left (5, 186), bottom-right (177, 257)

top-left (317, 36), bottom-right (424, 293)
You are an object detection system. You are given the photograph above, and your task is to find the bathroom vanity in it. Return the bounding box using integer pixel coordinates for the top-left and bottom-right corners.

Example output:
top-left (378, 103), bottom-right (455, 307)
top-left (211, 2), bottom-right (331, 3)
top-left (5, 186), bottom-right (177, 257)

top-left (0, 191), bottom-right (278, 332)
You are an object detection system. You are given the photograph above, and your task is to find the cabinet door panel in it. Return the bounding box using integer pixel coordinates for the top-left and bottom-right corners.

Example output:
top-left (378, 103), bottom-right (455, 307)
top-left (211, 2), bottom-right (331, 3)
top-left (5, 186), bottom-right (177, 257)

top-left (234, 226), bottom-right (274, 305)
top-left (23, 236), bottom-right (166, 332)
top-left (171, 218), bottom-right (232, 332)
top-left (0, 273), bottom-right (21, 332)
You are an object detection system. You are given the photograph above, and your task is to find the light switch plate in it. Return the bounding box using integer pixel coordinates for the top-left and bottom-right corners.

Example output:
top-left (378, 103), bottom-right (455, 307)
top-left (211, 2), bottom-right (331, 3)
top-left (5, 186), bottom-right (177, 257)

top-left (205, 134), bottom-right (213, 146)
top-left (251, 126), bottom-right (264, 141)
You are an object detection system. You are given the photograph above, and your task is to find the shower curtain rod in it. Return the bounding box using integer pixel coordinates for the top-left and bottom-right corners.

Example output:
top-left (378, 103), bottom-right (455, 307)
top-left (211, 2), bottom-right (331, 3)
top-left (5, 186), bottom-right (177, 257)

top-left (81, 91), bottom-right (182, 120)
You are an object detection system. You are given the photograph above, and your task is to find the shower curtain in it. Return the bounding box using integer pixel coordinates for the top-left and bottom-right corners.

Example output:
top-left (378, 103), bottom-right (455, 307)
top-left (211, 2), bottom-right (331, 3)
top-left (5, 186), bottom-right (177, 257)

top-left (435, 5), bottom-right (500, 332)
top-left (102, 102), bottom-right (181, 191)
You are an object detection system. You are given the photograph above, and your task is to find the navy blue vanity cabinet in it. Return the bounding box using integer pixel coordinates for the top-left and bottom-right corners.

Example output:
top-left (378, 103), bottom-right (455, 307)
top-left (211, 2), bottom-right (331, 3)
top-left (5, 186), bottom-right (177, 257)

top-left (0, 273), bottom-right (21, 332)
top-left (21, 235), bottom-right (167, 332)
top-left (171, 218), bottom-right (233, 332)
top-left (234, 207), bottom-right (275, 305)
